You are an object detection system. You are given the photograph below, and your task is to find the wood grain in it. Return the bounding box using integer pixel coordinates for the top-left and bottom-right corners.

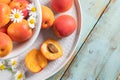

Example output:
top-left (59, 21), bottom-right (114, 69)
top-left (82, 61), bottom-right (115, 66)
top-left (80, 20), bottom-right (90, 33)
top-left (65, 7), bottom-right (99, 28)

top-left (95, 0), bottom-right (120, 80)
top-left (60, 0), bottom-right (120, 80)
top-left (47, 0), bottom-right (110, 80)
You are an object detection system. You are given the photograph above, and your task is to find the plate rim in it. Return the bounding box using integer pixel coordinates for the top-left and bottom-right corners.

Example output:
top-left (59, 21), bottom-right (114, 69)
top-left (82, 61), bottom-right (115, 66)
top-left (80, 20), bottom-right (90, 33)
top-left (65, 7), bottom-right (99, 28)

top-left (43, 0), bottom-right (83, 79)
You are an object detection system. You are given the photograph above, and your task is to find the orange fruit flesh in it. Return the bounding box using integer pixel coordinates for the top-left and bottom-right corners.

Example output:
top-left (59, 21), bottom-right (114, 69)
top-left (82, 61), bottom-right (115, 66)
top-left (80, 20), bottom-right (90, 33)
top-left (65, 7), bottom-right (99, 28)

top-left (25, 49), bottom-right (48, 73)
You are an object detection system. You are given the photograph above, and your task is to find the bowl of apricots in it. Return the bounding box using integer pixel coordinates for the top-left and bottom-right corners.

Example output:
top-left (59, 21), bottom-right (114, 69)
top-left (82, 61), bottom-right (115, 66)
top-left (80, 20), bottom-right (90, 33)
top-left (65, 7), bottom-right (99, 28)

top-left (0, 0), bottom-right (82, 79)
top-left (0, 0), bottom-right (42, 59)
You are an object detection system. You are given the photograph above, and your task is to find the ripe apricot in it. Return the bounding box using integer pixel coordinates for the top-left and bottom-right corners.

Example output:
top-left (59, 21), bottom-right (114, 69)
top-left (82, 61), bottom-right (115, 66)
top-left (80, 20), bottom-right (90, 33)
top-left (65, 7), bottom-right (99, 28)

top-left (25, 49), bottom-right (48, 73)
top-left (41, 6), bottom-right (55, 29)
top-left (7, 19), bottom-right (33, 42)
top-left (0, 32), bottom-right (13, 57)
top-left (0, 3), bottom-right (11, 27)
top-left (0, 0), bottom-right (11, 4)
top-left (51, 0), bottom-right (74, 12)
top-left (9, 0), bottom-right (29, 18)
top-left (53, 15), bottom-right (77, 38)
top-left (40, 39), bottom-right (63, 60)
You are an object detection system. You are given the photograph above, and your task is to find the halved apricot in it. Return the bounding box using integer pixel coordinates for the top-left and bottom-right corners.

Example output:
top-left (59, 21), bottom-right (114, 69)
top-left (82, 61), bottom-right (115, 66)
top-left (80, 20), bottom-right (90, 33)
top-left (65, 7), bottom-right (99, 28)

top-left (25, 49), bottom-right (48, 73)
top-left (40, 39), bottom-right (63, 60)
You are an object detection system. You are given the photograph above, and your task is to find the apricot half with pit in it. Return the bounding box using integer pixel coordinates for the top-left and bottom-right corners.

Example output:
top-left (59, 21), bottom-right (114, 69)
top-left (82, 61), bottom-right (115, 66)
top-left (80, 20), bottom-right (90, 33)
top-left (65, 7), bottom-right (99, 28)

top-left (25, 49), bottom-right (48, 73)
top-left (40, 39), bottom-right (63, 60)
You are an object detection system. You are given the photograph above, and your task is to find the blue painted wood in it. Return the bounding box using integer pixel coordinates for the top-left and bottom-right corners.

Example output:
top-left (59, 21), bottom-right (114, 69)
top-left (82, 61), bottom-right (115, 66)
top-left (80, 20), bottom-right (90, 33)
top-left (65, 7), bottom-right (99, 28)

top-left (63, 0), bottom-right (120, 80)
top-left (61, 0), bottom-right (120, 80)
top-left (96, 0), bottom-right (120, 80)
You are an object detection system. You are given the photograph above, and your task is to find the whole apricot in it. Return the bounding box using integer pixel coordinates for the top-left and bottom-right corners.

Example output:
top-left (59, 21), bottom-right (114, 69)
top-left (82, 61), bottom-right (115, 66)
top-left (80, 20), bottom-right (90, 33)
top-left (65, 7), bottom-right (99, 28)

top-left (0, 3), bottom-right (11, 27)
top-left (40, 39), bottom-right (63, 60)
top-left (0, 0), bottom-right (11, 4)
top-left (7, 19), bottom-right (33, 42)
top-left (51, 0), bottom-right (74, 12)
top-left (41, 6), bottom-right (55, 29)
top-left (0, 32), bottom-right (13, 57)
top-left (53, 15), bottom-right (77, 38)
top-left (9, 0), bottom-right (29, 18)
top-left (25, 49), bottom-right (48, 73)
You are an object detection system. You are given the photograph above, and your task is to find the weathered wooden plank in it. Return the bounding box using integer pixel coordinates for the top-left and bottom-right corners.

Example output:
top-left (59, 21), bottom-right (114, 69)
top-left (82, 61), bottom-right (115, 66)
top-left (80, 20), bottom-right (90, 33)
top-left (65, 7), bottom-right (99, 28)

top-left (47, 0), bottom-right (110, 80)
top-left (95, 0), bottom-right (120, 80)
top-left (63, 0), bottom-right (120, 80)
top-left (61, 0), bottom-right (120, 80)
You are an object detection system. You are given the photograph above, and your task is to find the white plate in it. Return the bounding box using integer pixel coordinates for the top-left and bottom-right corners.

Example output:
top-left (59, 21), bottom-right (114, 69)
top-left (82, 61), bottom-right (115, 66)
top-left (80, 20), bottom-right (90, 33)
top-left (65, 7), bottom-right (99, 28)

top-left (0, 0), bottom-right (82, 80)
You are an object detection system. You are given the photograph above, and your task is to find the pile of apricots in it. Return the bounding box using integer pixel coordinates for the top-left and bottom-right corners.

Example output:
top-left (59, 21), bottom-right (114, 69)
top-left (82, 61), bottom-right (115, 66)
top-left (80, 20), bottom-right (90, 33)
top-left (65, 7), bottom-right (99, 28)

top-left (0, 0), bottom-right (36, 57)
top-left (25, 0), bottom-right (77, 73)
top-left (0, 0), bottom-right (76, 73)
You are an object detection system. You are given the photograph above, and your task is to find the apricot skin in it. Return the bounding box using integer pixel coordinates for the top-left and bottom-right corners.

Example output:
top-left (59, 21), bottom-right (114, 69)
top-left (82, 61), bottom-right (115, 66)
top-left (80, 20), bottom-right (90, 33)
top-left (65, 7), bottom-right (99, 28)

top-left (51, 0), bottom-right (74, 12)
top-left (41, 6), bottom-right (55, 29)
top-left (53, 15), bottom-right (77, 38)
top-left (7, 20), bottom-right (32, 42)
top-left (0, 32), bottom-right (13, 57)
top-left (0, 0), bottom-right (11, 4)
top-left (0, 3), bottom-right (11, 27)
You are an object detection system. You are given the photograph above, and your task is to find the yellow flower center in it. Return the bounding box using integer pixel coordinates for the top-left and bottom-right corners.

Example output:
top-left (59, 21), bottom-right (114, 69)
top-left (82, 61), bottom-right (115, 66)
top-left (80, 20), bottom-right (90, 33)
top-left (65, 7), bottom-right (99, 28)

top-left (31, 7), bottom-right (36, 12)
top-left (30, 19), bottom-right (35, 24)
top-left (15, 13), bottom-right (20, 18)
top-left (12, 61), bottom-right (17, 66)
top-left (17, 73), bottom-right (23, 80)
top-left (0, 64), bottom-right (5, 70)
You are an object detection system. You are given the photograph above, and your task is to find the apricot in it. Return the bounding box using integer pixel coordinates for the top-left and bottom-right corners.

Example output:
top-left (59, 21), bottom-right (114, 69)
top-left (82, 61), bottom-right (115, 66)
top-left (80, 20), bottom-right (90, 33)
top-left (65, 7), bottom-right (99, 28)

top-left (7, 19), bottom-right (33, 42)
top-left (40, 39), bottom-right (63, 60)
top-left (53, 15), bottom-right (77, 38)
top-left (9, 0), bottom-right (29, 18)
top-left (41, 6), bottom-right (55, 29)
top-left (0, 26), bottom-right (8, 33)
top-left (0, 0), bottom-right (11, 4)
top-left (25, 49), bottom-right (48, 73)
top-left (0, 32), bottom-right (13, 57)
top-left (51, 0), bottom-right (74, 12)
top-left (0, 3), bottom-right (11, 27)
top-left (0, 22), bottom-right (10, 33)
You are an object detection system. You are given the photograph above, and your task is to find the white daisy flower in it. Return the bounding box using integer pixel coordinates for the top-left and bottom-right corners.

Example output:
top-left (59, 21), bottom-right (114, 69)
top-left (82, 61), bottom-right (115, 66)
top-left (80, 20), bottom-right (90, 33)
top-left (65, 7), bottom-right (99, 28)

top-left (9, 58), bottom-right (18, 71)
top-left (27, 3), bottom-right (37, 17)
top-left (10, 9), bottom-right (24, 23)
top-left (0, 61), bottom-right (6, 70)
top-left (27, 16), bottom-right (36, 29)
top-left (15, 71), bottom-right (25, 80)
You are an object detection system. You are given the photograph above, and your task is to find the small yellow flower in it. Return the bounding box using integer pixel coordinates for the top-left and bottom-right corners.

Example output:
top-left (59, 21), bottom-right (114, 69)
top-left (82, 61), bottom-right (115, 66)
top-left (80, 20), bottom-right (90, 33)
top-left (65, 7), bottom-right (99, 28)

top-left (10, 9), bottom-right (24, 23)
top-left (0, 64), bottom-right (6, 70)
top-left (28, 16), bottom-right (36, 29)
top-left (0, 61), bottom-right (6, 70)
top-left (27, 3), bottom-right (37, 17)
top-left (9, 58), bottom-right (18, 71)
top-left (15, 71), bottom-right (25, 80)
top-left (31, 7), bottom-right (37, 12)
top-left (11, 60), bottom-right (17, 66)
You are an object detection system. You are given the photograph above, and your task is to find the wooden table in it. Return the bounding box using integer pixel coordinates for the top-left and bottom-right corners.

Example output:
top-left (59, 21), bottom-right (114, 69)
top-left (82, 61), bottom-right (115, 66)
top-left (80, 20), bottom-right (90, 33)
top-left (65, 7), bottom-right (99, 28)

top-left (47, 0), bottom-right (120, 80)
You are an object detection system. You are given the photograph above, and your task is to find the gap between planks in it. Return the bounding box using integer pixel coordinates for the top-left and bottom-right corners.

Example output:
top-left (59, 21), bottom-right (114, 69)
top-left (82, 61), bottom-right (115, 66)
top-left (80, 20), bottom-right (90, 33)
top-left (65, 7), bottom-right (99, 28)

top-left (60, 0), bottom-right (112, 80)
